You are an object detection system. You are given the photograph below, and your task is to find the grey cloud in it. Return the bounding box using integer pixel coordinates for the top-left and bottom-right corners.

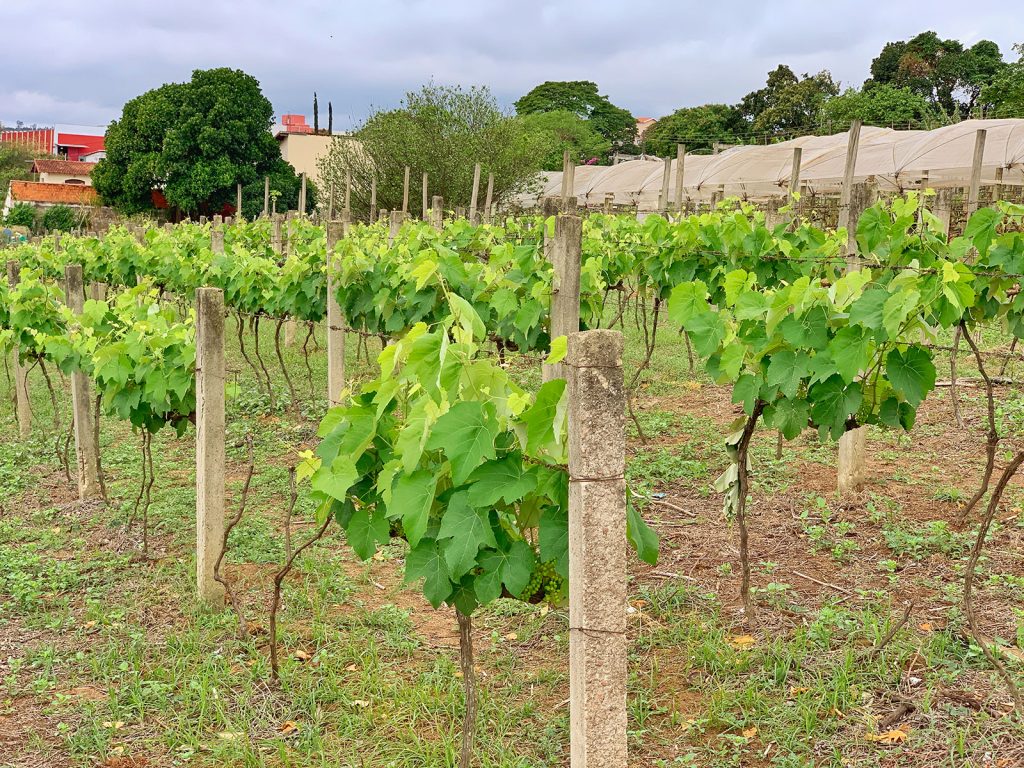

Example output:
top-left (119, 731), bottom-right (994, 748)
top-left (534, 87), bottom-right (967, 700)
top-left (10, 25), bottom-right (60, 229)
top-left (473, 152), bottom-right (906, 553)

top-left (0, 0), bottom-right (1019, 129)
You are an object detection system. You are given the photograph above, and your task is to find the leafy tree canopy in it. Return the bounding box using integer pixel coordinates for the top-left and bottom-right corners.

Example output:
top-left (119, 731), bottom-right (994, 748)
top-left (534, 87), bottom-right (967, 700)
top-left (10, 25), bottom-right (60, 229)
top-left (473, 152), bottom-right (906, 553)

top-left (866, 31), bottom-right (1006, 115)
top-left (515, 80), bottom-right (636, 150)
top-left (981, 43), bottom-right (1024, 117)
top-left (94, 68), bottom-right (300, 216)
top-left (0, 141), bottom-right (45, 205)
top-left (319, 84), bottom-right (542, 218)
top-left (642, 104), bottom-right (746, 155)
top-left (820, 84), bottom-right (940, 129)
top-left (518, 110), bottom-right (611, 171)
top-left (740, 65), bottom-right (839, 134)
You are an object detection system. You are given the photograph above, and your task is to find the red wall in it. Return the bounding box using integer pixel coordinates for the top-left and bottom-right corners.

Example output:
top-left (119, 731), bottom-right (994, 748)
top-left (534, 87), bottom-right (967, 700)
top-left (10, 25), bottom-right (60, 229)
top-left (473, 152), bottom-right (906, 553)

top-left (58, 132), bottom-right (105, 161)
top-left (0, 128), bottom-right (54, 153)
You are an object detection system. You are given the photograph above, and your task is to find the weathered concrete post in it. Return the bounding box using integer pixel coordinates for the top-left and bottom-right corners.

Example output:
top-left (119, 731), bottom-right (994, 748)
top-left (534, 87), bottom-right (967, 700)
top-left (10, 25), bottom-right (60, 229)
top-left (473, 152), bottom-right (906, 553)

top-left (236, 183), bottom-right (243, 220)
top-left (299, 172), bottom-right (307, 215)
top-left (271, 214), bottom-right (283, 255)
top-left (65, 264), bottom-right (102, 501)
top-left (430, 195), bottom-right (444, 231)
top-left (542, 214), bottom-right (583, 382)
top-left (837, 179), bottom-right (877, 496)
top-left (195, 287), bottom-right (226, 609)
top-left (469, 163), bottom-right (482, 225)
top-left (326, 218), bottom-right (348, 406)
top-left (566, 329), bottom-right (627, 768)
top-left (211, 216), bottom-right (224, 254)
top-left (603, 193), bottom-right (614, 214)
top-left (263, 176), bottom-right (270, 217)
top-left (6, 261), bottom-right (31, 438)
top-left (790, 147), bottom-right (803, 199)
top-left (388, 209), bottom-right (407, 245)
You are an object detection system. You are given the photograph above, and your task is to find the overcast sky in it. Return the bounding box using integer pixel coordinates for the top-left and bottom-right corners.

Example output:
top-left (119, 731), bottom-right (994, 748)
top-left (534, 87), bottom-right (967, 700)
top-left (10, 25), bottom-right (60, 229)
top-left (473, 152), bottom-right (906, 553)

top-left (0, 1), bottom-right (1019, 130)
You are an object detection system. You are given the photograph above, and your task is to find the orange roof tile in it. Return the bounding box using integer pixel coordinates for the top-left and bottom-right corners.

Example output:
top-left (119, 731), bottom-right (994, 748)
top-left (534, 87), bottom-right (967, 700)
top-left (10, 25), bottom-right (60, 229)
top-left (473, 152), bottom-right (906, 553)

top-left (31, 159), bottom-right (97, 176)
top-left (9, 180), bottom-right (99, 206)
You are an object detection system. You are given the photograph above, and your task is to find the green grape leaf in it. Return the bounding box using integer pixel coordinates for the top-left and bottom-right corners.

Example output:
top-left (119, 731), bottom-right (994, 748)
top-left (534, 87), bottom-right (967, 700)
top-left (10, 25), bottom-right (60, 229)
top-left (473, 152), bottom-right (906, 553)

top-left (479, 540), bottom-right (536, 596)
top-left (885, 346), bottom-right (936, 407)
top-left (539, 507), bottom-right (569, 579)
top-left (425, 401), bottom-right (498, 484)
top-left (765, 396), bottom-right (810, 440)
top-left (388, 469), bottom-right (438, 549)
top-left (521, 379), bottom-right (566, 453)
top-left (438, 491), bottom-right (498, 579)
top-left (766, 350), bottom-right (810, 399)
top-left (345, 507), bottom-right (390, 560)
top-left (667, 280), bottom-right (709, 326)
top-left (466, 456), bottom-right (538, 506)
top-left (405, 540), bottom-right (454, 608)
top-left (828, 327), bottom-right (871, 383)
top-left (809, 375), bottom-right (862, 439)
top-left (685, 311), bottom-right (726, 357)
top-left (626, 502), bottom-right (659, 565)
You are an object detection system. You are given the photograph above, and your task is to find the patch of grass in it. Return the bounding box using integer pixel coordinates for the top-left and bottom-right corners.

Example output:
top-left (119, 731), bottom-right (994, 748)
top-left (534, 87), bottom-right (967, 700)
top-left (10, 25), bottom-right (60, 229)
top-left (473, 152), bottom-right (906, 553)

top-left (883, 520), bottom-right (973, 560)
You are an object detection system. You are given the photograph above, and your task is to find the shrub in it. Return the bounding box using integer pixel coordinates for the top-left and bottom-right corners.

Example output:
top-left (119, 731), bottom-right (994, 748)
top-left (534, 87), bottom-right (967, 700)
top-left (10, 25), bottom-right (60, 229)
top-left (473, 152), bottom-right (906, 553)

top-left (42, 204), bottom-right (79, 232)
top-left (4, 202), bottom-right (35, 228)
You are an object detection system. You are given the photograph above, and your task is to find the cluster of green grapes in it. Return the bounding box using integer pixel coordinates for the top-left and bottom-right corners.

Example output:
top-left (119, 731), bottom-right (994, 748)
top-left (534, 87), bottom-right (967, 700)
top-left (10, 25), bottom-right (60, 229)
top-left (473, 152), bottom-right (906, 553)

top-left (520, 559), bottom-right (568, 606)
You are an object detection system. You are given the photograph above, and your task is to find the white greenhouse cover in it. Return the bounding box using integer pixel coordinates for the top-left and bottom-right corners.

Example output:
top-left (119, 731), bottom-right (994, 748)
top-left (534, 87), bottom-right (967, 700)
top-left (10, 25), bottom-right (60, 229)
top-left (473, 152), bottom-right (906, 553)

top-left (512, 119), bottom-right (1024, 210)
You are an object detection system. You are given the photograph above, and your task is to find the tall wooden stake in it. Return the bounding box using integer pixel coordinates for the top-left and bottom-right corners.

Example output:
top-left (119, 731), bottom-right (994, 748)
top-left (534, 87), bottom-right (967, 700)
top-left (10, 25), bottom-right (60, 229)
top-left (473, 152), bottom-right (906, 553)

top-left (674, 144), bottom-right (686, 214)
top-left (484, 173), bottom-right (494, 224)
top-left (658, 156), bottom-right (671, 214)
top-left (567, 329), bottom-right (627, 768)
top-left (469, 163), bottom-right (482, 225)
top-left (967, 128), bottom-right (988, 217)
top-left (196, 287), bottom-right (226, 609)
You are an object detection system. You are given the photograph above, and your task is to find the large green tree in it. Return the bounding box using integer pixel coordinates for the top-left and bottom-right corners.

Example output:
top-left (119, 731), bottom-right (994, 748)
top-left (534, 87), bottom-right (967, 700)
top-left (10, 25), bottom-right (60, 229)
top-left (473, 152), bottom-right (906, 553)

top-left (94, 68), bottom-right (308, 216)
top-left (0, 141), bottom-right (42, 205)
top-left (641, 104), bottom-right (746, 155)
top-left (740, 65), bottom-right (839, 134)
top-left (820, 84), bottom-right (940, 129)
top-left (318, 84), bottom-right (542, 218)
top-left (518, 110), bottom-right (611, 170)
top-left (981, 43), bottom-right (1024, 117)
top-left (866, 32), bottom-right (1006, 115)
top-left (514, 81), bottom-right (636, 152)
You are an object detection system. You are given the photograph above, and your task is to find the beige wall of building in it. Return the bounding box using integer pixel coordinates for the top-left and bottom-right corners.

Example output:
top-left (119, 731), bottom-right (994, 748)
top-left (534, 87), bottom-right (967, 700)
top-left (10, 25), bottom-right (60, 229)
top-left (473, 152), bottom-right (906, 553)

top-left (38, 172), bottom-right (92, 185)
top-left (278, 134), bottom-right (337, 188)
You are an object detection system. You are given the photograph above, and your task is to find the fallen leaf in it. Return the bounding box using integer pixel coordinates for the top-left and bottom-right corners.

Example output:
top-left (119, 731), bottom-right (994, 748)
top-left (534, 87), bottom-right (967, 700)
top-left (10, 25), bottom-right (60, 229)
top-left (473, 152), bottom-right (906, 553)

top-left (293, 650), bottom-right (312, 661)
top-left (345, 664), bottom-right (359, 672)
top-left (866, 729), bottom-right (907, 745)
top-left (350, 699), bottom-right (370, 708)
top-left (788, 686), bottom-right (809, 696)
top-left (101, 721), bottom-right (125, 730)
top-left (217, 731), bottom-right (244, 741)
top-left (504, 632), bottom-right (518, 641)
top-left (742, 727), bottom-right (758, 739)
top-left (683, 380), bottom-right (701, 391)
top-left (84, 620), bottom-right (98, 630)
top-left (919, 622), bottom-right (933, 632)
top-left (279, 721), bottom-right (300, 735)
top-left (539, 604), bottom-right (549, 617)
top-left (728, 634), bottom-right (756, 650)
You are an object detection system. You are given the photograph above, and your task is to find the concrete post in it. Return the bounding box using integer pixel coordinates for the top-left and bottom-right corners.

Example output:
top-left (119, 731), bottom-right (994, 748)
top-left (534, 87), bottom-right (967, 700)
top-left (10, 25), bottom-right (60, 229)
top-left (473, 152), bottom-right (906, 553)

top-left (65, 264), bottom-right (102, 500)
top-left (603, 193), bottom-right (614, 214)
top-left (542, 214), bottom-right (583, 382)
top-left (455, 206), bottom-right (466, 220)
top-left (299, 172), bottom-right (307, 215)
top-left (368, 176), bottom-right (375, 222)
top-left (837, 180), bottom-right (877, 496)
top-left (566, 329), bottom-right (627, 768)
top-left (674, 144), bottom-right (686, 214)
top-left (790, 147), bottom-right (803, 198)
top-left (263, 176), bottom-right (270, 217)
top-left (326, 219), bottom-right (348, 406)
top-left (836, 119), bottom-right (862, 247)
top-left (195, 287), bottom-right (226, 609)
top-left (6, 261), bottom-right (30, 438)
top-left (211, 219), bottom-right (224, 254)
top-left (236, 183), bottom-right (243, 220)
top-left (934, 187), bottom-right (955, 237)
top-left (389, 210), bottom-right (406, 245)
top-left (469, 163), bottom-right (482, 225)
top-left (431, 196), bottom-right (444, 231)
